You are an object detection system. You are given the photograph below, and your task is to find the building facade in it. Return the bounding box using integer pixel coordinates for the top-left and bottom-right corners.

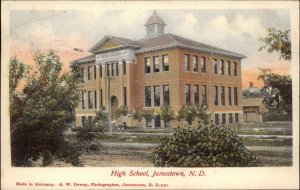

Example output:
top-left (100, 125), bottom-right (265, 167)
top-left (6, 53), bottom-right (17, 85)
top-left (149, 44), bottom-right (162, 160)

top-left (73, 11), bottom-right (246, 128)
top-left (242, 82), bottom-right (267, 122)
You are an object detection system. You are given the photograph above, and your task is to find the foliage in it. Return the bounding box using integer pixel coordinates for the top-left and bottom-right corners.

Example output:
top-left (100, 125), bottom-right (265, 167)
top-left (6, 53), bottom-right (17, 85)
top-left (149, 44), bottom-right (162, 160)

top-left (93, 107), bottom-right (109, 133)
top-left (153, 126), bottom-right (259, 167)
top-left (132, 106), bottom-right (143, 122)
top-left (258, 69), bottom-right (292, 114)
top-left (10, 51), bottom-right (83, 166)
top-left (160, 105), bottom-right (175, 126)
top-left (75, 127), bottom-right (100, 153)
top-left (115, 105), bottom-right (129, 118)
top-left (9, 57), bottom-right (30, 94)
top-left (258, 28), bottom-right (291, 61)
top-left (142, 108), bottom-right (155, 127)
top-left (262, 111), bottom-right (292, 122)
top-left (177, 105), bottom-right (210, 125)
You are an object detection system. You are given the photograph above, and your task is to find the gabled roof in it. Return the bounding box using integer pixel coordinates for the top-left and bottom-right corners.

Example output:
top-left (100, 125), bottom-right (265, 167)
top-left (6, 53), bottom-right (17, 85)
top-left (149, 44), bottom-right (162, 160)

top-left (73, 54), bottom-right (95, 64)
top-left (89, 35), bottom-right (143, 53)
top-left (145, 10), bottom-right (166, 26)
top-left (137, 33), bottom-right (246, 59)
top-left (81, 32), bottom-right (246, 62)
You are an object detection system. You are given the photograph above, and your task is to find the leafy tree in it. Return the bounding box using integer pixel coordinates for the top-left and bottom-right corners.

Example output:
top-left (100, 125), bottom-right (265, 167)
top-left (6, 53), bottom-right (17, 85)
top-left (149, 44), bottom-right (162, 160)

top-left (142, 108), bottom-right (155, 127)
top-left (132, 106), bottom-right (143, 127)
top-left (258, 69), bottom-right (292, 115)
top-left (258, 28), bottom-right (291, 61)
top-left (93, 107), bottom-right (109, 133)
top-left (177, 105), bottom-right (210, 125)
top-left (160, 105), bottom-right (175, 128)
top-left (10, 51), bottom-right (83, 166)
top-left (153, 126), bottom-right (259, 167)
top-left (115, 105), bottom-right (129, 118)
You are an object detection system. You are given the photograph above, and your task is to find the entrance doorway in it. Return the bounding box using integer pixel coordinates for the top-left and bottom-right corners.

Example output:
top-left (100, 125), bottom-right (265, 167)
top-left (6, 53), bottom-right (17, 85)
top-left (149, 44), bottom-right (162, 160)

top-left (110, 96), bottom-right (118, 121)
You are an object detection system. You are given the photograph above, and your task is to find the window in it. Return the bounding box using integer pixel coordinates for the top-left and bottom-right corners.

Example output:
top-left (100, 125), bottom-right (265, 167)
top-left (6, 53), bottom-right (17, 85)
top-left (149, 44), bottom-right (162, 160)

top-left (81, 91), bottom-right (86, 109)
top-left (123, 87), bottom-right (127, 106)
top-left (145, 86), bottom-right (151, 107)
top-left (162, 55), bottom-right (169, 71)
top-left (94, 65), bottom-right (97, 79)
top-left (153, 56), bottom-right (160, 72)
top-left (201, 85), bottom-right (207, 106)
top-left (185, 84), bottom-right (191, 105)
top-left (234, 87), bottom-right (238, 106)
top-left (229, 113), bottom-right (233, 123)
top-left (123, 61), bottom-right (126, 75)
top-left (222, 113), bottom-right (226, 124)
top-left (214, 86), bottom-right (218, 106)
top-left (234, 62), bottom-right (237, 76)
top-left (221, 86), bottom-right (225, 106)
top-left (163, 85), bottom-right (170, 106)
top-left (201, 57), bottom-right (206, 73)
top-left (219, 60), bottom-right (224, 75)
top-left (100, 89), bottom-right (103, 107)
top-left (82, 116), bottom-right (87, 127)
top-left (235, 113), bottom-right (239, 123)
top-left (116, 62), bottom-right (119, 76)
top-left (111, 63), bottom-right (115, 76)
top-left (94, 91), bottom-right (97, 108)
top-left (194, 85), bottom-right (199, 105)
top-left (213, 59), bottom-right (218, 74)
top-left (215, 114), bottom-right (219, 125)
top-left (144, 57), bottom-right (151, 73)
top-left (88, 91), bottom-right (93, 109)
top-left (184, 54), bottom-right (190, 71)
top-left (228, 87), bottom-right (232, 106)
top-left (106, 64), bottom-right (110, 77)
top-left (99, 65), bottom-right (102, 78)
top-left (88, 66), bottom-right (92, 80)
top-left (81, 68), bottom-right (85, 82)
top-left (154, 85), bottom-right (160, 106)
top-left (227, 61), bottom-right (231, 75)
top-left (192, 56), bottom-right (198, 72)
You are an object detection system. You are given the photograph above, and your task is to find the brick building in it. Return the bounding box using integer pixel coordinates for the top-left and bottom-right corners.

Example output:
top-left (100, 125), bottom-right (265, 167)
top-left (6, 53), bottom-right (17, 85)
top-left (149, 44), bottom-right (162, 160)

top-left (73, 11), bottom-right (246, 128)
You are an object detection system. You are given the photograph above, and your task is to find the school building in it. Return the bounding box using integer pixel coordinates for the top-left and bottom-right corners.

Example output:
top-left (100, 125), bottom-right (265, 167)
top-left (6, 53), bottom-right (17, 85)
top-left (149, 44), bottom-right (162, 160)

top-left (73, 11), bottom-right (246, 128)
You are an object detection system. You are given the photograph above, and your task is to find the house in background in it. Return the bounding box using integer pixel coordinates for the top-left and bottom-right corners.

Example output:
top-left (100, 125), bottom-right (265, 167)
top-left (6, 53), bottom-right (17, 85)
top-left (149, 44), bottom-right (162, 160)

top-left (242, 82), bottom-right (267, 122)
top-left (73, 11), bottom-right (246, 128)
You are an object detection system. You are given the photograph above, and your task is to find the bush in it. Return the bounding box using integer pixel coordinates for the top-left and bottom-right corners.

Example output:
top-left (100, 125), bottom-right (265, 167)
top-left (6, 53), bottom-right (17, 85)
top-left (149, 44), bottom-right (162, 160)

top-left (75, 128), bottom-right (101, 153)
top-left (152, 126), bottom-right (259, 167)
top-left (262, 112), bottom-right (292, 121)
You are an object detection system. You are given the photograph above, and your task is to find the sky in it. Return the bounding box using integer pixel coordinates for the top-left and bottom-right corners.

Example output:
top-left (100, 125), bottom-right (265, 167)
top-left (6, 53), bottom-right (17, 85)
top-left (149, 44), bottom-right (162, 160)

top-left (9, 9), bottom-right (291, 89)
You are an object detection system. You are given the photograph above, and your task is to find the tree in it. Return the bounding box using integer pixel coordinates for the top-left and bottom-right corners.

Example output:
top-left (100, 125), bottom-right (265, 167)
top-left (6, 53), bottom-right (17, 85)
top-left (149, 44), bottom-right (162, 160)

top-left (132, 106), bottom-right (143, 127)
top-left (160, 105), bottom-right (175, 128)
top-left (153, 126), bottom-right (259, 167)
top-left (258, 69), bottom-right (292, 115)
top-left (258, 28), bottom-right (291, 61)
top-left (142, 108), bottom-right (155, 127)
top-left (115, 105), bottom-right (129, 119)
top-left (177, 105), bottom-right (210, 126)
top-left (10, 51), bottom-right (83, 166)
top-left (93, 107), bottom-right (109, 132)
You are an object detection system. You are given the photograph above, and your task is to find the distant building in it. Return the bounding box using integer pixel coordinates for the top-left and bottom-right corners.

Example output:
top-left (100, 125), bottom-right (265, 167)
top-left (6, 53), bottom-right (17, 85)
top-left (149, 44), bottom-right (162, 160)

top-left (73, 11), bottom-right (246, 128)
top-left (242, 82), bottom-right (263, 98)
top-left (242, 82), bottom-right (267, 122)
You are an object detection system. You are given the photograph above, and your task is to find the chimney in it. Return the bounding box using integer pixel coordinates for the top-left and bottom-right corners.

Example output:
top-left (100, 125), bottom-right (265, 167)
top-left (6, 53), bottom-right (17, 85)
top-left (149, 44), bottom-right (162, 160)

top-left (250, 82), bottom-right (253, 87)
